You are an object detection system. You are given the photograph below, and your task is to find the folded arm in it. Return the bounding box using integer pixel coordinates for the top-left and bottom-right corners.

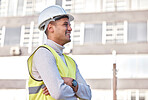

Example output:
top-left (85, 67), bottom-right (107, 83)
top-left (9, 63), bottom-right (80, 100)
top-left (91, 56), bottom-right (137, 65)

top-left (33, 48), bottom-right (77, 100)
top-left (42, 59), bottom-right (92, 100)
top-left (75, 63), bottom-right (92, 100)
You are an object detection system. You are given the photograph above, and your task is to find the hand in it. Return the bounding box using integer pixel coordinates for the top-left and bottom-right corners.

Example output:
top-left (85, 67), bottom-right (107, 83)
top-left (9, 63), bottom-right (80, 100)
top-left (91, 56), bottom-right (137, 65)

top-left (62, 77), bottom-right (78, 92)
top-left (62, 77), bottom-right (73, 87)
top-left (43, 86), bottom-right (50, 96)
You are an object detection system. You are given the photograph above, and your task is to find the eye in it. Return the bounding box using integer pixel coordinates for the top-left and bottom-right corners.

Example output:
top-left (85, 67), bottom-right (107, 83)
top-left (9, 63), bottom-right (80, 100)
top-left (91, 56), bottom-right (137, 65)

top-left (64, 24), bottom-right (68, 26)
top-left (63, 22), bottom-right (71, 26)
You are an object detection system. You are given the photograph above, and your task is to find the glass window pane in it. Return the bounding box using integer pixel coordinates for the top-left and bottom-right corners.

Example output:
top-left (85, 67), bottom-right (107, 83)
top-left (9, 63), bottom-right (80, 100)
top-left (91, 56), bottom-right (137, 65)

top-left (17, 0), bottom-right (24, 16)
top-left (140, 0), bottom-right (148, 10)
top-left (7, 0), bottom-right (17, 16)
top-left (128, 22), bottom-right (147, 42)
top-left (84, 24), bottom-right (102, 43)
top-left (4, 27), bottom-right (21, 46)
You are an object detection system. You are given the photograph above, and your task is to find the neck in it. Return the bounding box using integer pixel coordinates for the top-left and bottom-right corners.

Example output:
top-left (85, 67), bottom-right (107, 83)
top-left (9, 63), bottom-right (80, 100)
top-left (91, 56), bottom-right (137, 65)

top-left (46, 39), bottom-right (65, 55)
top-left (47, 36), bottom-right (65, 46)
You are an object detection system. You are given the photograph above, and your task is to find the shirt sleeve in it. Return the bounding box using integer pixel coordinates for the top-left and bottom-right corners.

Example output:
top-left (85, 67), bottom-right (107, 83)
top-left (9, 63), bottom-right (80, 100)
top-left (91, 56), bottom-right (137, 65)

top-left (75, 63), bottom-right (92, 100)
top-left (33, 47), bottom-right (77, 100)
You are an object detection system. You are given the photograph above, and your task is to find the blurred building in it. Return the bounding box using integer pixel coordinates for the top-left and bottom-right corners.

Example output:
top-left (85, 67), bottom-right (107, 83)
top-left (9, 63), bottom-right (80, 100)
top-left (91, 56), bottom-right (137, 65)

top-left (0, 0), bottom-right (148, 100)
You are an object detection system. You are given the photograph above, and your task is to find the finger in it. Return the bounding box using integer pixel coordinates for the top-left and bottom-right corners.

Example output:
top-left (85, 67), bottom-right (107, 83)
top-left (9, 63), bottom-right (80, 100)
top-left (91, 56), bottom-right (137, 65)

top-left (45, 92), bottom-right (50, 96)
top-left (43, 88), bottom-right (48, 94)
top-left (43, 90), bottom-right (46, 94)
top-left (43, 87), bottom-right (47, 91)
top-left (44, 89), bottom-right (50, 96)
top-left (43, 88), bottom-right (47, 94)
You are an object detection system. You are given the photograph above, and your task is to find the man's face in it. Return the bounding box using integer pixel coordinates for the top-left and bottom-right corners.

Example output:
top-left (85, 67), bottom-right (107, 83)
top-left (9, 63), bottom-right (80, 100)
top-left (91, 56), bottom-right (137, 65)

top-left (52, 17), bottom-right (72, 46)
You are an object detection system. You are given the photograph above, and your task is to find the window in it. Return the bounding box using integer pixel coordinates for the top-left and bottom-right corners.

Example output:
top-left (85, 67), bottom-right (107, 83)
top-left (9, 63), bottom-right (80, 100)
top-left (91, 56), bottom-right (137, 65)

top-left (103, 0), bottom-right (128, 12)
top-left (102, 21), bottom-right (127, 44)
top-left (7, 0), bottom-right (18, 16)
top-left (128, 22), bottom-right (147, 42)
top-left (131, 0), bottom-right (148, 10)
top-left (62, 0), bottom-right (72, 13)
top-left (56, 0), bottom-right (62, 6)
top-left (24, 0), bottom-right (34, 15)
top-left (17, 0), bottom-right (24, 16)
top-left (20, 21), bottom-right (43, 47)
top-left (73, 23), bottom-right (81, 45)
top-left (0, 26), bottom-right (5, 47)
top-left (4, 27), bottom-right (21, 46)
top-left (84, 24), bottom-right (102, 43)
top-left (0, 0), bottom-right (8, 16)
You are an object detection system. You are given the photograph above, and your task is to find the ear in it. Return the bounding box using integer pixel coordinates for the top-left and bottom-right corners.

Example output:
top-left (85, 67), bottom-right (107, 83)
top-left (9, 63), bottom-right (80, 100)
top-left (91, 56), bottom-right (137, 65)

top-left (47, 24), bottom-right (54, 33)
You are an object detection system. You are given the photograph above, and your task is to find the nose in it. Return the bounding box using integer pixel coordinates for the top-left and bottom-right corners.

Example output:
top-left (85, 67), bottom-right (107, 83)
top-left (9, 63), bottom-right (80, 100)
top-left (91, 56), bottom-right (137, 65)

top-left (68, 24), bottom-right (72, 31)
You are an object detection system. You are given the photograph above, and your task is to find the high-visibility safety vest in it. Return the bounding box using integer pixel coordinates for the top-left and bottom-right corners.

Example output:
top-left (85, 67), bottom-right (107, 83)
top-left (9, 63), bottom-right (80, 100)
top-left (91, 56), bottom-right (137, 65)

top-left (27, 45), bottom-right (76, 100)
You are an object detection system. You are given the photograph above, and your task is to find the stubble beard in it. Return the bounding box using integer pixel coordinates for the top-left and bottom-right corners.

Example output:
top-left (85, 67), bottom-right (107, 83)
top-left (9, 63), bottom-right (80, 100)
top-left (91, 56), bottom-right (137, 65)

top-left (65, 31), bottom-right (71, 43)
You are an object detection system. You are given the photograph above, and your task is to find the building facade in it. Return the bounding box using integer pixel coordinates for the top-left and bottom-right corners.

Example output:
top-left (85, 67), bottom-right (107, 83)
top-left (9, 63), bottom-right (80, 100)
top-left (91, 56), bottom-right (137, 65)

top-left (0, 0), bottom-right (148, 100)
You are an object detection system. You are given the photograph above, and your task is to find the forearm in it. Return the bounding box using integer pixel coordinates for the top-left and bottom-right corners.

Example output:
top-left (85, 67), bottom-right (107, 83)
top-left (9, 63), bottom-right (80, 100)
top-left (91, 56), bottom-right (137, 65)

top-left (75, 64), bottom-right (92, 100)
top-left (76, 83), bottom-right (91, 100)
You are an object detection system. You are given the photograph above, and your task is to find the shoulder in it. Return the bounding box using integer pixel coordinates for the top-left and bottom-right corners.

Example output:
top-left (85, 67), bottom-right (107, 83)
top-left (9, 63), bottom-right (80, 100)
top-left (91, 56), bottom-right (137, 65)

top-left (35, 47), bottom-right (51, 55)
top-left (33, 46), bottom-right (55, 60)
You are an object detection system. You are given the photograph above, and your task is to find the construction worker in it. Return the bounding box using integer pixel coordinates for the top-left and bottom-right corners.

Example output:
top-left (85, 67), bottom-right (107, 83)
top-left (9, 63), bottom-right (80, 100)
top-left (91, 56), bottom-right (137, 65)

top-left (27, 5), bottom-right (91, 100)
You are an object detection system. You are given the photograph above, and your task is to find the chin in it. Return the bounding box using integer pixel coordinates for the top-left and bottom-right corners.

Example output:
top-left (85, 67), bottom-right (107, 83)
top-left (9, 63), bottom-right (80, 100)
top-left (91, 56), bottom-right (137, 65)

top-left (65, 39), bottom-right (71, 44)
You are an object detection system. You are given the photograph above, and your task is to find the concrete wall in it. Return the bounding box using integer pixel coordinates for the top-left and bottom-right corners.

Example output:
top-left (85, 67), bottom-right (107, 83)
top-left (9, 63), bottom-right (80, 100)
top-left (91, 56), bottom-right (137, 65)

top-left (0, 10), bottom-right (148, 27)
top-left (72, 43), bottom-right (148, 55)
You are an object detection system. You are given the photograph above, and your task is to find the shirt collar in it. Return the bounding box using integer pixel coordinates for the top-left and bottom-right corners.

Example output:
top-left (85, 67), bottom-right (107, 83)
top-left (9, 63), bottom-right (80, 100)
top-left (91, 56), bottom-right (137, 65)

top-left (45, 39), bottom-right (65, 56)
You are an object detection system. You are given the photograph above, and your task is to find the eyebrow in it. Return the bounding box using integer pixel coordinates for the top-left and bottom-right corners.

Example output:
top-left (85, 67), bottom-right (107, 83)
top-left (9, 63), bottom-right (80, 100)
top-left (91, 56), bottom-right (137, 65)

top-left (63, 22), bottom-right (69, 24)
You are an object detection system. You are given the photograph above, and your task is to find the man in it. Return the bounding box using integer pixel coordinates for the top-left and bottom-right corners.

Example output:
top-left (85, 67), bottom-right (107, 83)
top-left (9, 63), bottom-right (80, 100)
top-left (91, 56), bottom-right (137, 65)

top-left (27, 5), bottom-right (91, 100)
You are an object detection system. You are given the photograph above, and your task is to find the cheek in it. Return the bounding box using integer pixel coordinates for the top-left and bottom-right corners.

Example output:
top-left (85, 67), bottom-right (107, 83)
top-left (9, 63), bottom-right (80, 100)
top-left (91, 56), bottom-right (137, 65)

top-left (56, 28), bottom-right (66, 37)
top-left (59, 27), bottom-right (67, 34)
top-left (54, 26), bottom-right (67, 35)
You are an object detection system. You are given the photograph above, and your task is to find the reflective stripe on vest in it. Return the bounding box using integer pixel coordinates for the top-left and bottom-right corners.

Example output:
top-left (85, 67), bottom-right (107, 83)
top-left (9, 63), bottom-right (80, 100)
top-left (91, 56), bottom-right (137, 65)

top-left (29, 84), bottom-right (45, 94)
top-left (27, 45), bottom-right (76, 100)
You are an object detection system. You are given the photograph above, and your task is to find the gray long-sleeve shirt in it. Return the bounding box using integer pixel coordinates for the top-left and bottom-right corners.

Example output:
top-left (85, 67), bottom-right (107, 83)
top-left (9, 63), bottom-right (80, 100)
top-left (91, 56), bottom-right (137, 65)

top-left (32, 39), bottom-right (91, 100)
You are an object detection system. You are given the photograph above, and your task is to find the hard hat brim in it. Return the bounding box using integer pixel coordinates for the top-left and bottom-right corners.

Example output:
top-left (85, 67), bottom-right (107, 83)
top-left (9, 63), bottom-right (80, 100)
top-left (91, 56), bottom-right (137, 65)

top-left (65, 14), bottom-right (74, 21)
top-left (38, 14), bottom-right (74, 31)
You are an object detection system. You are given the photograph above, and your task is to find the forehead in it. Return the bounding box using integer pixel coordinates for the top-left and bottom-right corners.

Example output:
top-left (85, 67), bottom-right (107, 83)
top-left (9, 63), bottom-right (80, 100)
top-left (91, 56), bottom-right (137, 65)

top-left (55, 18), bottom-right (70, 23)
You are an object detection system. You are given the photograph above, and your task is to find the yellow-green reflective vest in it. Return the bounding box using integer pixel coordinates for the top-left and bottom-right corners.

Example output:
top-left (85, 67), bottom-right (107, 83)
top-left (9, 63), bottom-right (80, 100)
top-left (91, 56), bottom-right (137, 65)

top-left (27, 45), bottom-right (76, 100)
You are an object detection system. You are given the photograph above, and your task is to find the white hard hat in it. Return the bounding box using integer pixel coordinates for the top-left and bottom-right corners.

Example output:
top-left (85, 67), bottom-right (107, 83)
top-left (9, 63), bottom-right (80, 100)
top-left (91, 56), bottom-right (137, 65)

top-left (38, 5), bottom-right (74, 31)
